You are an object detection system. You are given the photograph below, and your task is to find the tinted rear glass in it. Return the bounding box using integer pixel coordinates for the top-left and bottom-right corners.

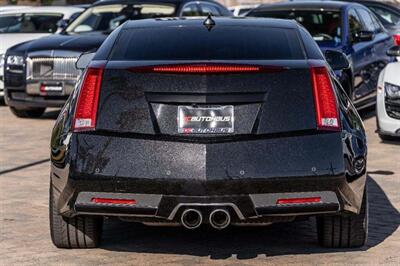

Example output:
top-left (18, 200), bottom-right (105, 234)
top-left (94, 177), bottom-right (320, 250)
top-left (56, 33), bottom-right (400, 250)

top-left (369, 6), bottom-right (400, 26)
top-left (110, 26), bottom-right (305, 60)
top-left (250, 10), bottom-right (342, 44)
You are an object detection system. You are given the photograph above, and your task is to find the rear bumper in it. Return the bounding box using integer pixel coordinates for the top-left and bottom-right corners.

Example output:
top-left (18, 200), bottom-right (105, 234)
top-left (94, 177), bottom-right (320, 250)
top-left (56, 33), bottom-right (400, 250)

top-left (54, 173), bottom-right (366, 224)
top-left (74, 191), bottom-right (340, 222)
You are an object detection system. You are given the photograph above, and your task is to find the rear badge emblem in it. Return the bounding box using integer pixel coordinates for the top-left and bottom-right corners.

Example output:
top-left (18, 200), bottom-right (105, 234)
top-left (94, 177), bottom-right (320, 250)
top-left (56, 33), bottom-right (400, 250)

top-left (203, 14), bottom-right (216, 31)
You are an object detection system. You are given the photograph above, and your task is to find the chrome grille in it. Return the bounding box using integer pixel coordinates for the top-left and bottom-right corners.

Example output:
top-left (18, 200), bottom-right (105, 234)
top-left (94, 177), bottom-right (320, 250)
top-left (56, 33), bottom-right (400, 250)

top-left (28, 57), bottom-right (80, 81)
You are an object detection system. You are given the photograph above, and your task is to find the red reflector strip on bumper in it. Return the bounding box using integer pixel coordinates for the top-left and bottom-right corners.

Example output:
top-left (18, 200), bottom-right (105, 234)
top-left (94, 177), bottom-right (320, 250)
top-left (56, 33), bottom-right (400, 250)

top-left (276, 197), bottom-right (321, 205)
top-left (91, 198), bottom-right (136, 205)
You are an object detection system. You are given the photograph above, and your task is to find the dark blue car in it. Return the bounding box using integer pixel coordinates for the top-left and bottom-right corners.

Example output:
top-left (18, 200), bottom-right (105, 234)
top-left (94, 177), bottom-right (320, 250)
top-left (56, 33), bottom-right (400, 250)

top-left (247, 1), bottom-right (394, 109)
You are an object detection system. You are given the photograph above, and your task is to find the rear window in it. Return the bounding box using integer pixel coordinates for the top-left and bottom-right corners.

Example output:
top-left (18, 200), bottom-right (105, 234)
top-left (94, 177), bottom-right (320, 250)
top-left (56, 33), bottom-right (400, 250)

top-left (250, 10), bottom-right (342, 44)
top-left (368, 6), bottom-right (400, 26)
top-left (110, 26), bottom-right (305, 60)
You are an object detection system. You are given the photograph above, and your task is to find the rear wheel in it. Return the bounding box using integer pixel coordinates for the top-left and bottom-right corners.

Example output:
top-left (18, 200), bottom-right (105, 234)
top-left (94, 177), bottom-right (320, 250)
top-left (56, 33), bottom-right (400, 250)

top-left (49, 184), bottom-right (103, 248)
top-left (10, 106), bottom-right (45, 118)
top-left (317, 188), bottom-right (368, 248)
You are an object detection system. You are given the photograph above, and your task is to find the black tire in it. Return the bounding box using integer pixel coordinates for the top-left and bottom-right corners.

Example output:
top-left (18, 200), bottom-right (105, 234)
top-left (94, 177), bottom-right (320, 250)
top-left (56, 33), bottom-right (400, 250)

top-left (317, 188), bottom-right (368, 248)
top-left (10, 106), bottom-right (45, 118)
top-left (49, 184), bottom-right (103, 248)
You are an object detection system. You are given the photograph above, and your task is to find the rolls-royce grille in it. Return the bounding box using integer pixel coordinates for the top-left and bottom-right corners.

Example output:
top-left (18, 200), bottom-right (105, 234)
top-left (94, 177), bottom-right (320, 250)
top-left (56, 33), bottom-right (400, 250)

top-left (28, 57), bottom-right (80, 81)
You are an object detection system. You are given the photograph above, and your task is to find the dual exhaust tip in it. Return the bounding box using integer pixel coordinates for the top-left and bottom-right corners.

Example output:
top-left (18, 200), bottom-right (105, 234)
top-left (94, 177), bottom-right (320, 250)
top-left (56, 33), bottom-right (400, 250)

top-left (180, 208), bottom-right (231, 230)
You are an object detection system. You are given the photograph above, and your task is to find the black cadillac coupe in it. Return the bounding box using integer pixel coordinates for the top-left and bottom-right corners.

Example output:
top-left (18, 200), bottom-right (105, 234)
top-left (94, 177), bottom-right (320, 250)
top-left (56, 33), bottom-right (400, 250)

top-left (3, 0), bottom-right (230, 118)
top-left (50, 17), bottom-right (368, 249)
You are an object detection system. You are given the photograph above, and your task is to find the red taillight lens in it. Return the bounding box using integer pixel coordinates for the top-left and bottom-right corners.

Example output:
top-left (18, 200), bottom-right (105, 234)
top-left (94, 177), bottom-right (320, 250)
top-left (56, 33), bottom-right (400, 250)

top-left (73, 67), bottom-right (104, 132)
top-left (91, 198), bottom-right (136, 205)
top-left (129, 64), bottom-right (286, 74)
top-left (152, 64), bottom-right (260, 73)
top-left (311, 67), bottom-right (340, 131)
top-left (276, 197), bottom-right (321, 205)
top-left (393, 34), bottom-right (400, 46)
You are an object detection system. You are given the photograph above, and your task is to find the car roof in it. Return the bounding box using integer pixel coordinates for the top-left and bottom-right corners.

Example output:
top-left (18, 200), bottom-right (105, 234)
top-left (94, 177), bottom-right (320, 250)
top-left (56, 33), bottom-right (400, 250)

top-left (0, 6), bottom-right (84, 17)
top-left (338, 0), bottom-right (395, 5)
top-left (255, 1), bottom-right (362, 11)
top-left (337, 0), bottom-right (400, 10)
top-left (0, 6), bottom-right (32, 12)
top-left (92, 0), bottom-right (223, 6)
top-left (122, 16), bottom-right (299, 29)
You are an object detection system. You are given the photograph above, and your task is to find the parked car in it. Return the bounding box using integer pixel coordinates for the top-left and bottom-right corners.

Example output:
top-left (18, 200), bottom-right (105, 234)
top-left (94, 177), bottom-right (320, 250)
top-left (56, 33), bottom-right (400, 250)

top-left (376, 45), bottom-right (400, 140)
top-left (0, 6), bottom-right (84, 99)
top-left (49, 17), bottom-right (368, 249)
top-left (338, 0), bottom-right (400, 41)
top-left (229, 4), bottom-right (258, 16)
top-left (3, 0), bottom-right (231, 118)
top-left (247, 1), bottom-right (394, 110)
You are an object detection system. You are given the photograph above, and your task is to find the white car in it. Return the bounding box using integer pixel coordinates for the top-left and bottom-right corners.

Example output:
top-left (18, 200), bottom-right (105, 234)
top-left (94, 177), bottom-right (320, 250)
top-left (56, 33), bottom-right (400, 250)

top-left (376, 46), bottom-right (400, 140)
top-left (0, 6), bottom-right (83, 98)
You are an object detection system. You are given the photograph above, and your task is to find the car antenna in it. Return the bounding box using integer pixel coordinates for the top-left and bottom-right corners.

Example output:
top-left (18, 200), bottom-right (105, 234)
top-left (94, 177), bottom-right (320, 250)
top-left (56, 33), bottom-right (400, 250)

top-left (203, 13), bottom-right (215, 31)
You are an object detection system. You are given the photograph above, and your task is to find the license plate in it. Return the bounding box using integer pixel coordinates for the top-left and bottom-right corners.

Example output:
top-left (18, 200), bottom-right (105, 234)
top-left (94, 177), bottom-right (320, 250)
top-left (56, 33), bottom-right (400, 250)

top-left (41, 85), bottom-right (62, 92)
top-left (40, 85), bottom-right (63, 96)
top-left (178, 106), bottom-right (234, 134)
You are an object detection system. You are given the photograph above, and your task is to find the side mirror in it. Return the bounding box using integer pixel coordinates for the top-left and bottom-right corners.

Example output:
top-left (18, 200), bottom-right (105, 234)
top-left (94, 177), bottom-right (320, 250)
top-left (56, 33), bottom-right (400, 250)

top-left (386, 46), bottom-right (400, 57)
top-left (57, 19), bottom-right (69, 30)
top-left (353, 31), bottom-right (374, 42)
top-left (76, 52), bottom-right (95, 70)
top-left (325, 50), bottom-right (350, 71)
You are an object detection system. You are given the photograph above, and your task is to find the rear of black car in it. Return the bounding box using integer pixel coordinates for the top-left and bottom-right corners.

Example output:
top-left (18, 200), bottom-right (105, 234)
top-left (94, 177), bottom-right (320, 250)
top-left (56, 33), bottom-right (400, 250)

top-left (50, 18), bottom-right (368, 249)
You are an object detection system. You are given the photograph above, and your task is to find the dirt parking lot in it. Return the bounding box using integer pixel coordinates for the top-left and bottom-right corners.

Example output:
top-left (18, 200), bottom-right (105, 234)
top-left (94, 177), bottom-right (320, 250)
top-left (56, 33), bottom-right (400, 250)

top-left (0, 106), bottom-right (399, 265)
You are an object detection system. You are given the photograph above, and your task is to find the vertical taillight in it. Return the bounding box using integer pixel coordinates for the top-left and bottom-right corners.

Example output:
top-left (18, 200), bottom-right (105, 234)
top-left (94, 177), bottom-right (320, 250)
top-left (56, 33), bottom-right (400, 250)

top-left (393, 34), bottom-right (400, 46)
top-left (73, 67), bottom-right (104, 132)
top-left (311, 67), bottom-right (340, 131)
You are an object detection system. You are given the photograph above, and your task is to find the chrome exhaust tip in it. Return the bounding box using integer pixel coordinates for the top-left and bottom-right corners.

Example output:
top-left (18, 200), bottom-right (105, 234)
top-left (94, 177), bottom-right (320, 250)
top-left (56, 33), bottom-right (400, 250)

top-left (209, 209), bottom-right (231, 230)
top-left (181, 209), bottom-right (203, 229)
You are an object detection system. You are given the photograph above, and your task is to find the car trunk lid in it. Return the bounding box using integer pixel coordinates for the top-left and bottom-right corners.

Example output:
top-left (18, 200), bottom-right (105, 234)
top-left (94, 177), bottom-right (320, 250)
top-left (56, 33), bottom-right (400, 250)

top-left (95, 60), bottom-right (318, 136)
